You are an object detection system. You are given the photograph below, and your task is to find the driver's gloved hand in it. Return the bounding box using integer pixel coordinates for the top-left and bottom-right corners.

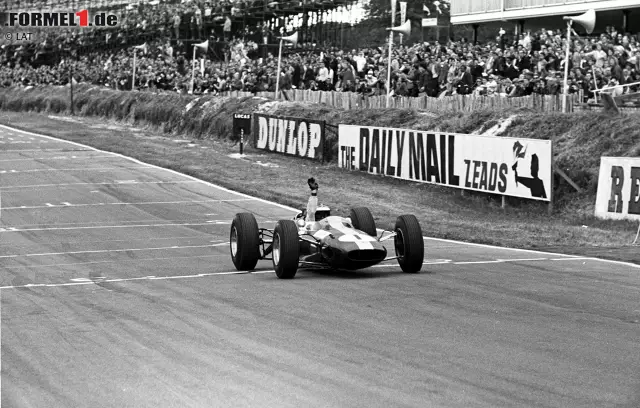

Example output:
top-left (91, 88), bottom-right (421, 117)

top-left (308, 177), bottom-right (318, 195)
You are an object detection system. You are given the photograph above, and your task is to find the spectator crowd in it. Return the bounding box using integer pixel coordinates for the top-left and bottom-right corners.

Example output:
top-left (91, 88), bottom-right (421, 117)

top-left (0, 0), bottom-right (639, 101)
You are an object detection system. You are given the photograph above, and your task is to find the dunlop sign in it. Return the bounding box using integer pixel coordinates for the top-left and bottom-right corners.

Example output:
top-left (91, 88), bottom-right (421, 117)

top-left (595, 157), bottom-right (640, 220)
top-left (253, 113), bottom-right (325, 161)
top-left (338, 125), bottom-right (552, 201)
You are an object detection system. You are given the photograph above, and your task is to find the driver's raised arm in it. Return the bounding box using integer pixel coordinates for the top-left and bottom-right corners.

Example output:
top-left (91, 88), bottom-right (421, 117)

top-left (306, 177), bottom-right (318, 222)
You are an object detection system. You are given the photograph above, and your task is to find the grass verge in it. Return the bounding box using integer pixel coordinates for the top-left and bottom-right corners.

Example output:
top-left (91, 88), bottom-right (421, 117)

top-left (0, 110), bottom-right (639, 265)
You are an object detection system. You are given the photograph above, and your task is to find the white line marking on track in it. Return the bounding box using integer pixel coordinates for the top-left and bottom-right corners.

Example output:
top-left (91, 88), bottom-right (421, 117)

top-left (3, 124), bottom-right (638, 270)
top-left (453, 258), bottom-right (548, 265)
top-left (0, 218), bottom-right (220, 228)
top-left (0, 269), bottom-right (275, 290)
top-left (0, 155), bottom-right (113, 162)
top-left (70, 277), bottom-right (106, 282)
top-left (370, 259), bottom-right (452, 268)
top-left (0, 180), bottom-right (201, 189)
top-left (0, 242), bottom-right (229, 259)
top-left (0, 166), bottom-right (151, 174)
top-left (0, 148), bottom-right (87, 152)
top-left (0, 236), bottom-right (222, 252)
top-left (495, 257), bottom-right (550, 262)
top-left (549, 257), bottom-right (591, 261)
top-left (2, 254), bottom-right (228, 270)
top-left (1, 199), bottom-right (253, 211)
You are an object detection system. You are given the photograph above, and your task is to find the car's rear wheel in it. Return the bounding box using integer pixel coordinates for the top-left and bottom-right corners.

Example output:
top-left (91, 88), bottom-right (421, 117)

top-left (349, 207), bottom-right (377, 237)
top-left (394, 214), bottom-right (424, 273)
top-left (230, 213), bottom-right (260, 271)
top-left (273, 220), bottom-right (300, 279)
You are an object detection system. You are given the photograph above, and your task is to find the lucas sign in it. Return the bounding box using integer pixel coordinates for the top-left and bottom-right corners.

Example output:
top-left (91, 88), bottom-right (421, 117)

top-left (253, 113), bottom-right (325, 161)
top-left (595, 157), bottom-right (640, 220)
top-left (338, 125), bottom-right (552, 201)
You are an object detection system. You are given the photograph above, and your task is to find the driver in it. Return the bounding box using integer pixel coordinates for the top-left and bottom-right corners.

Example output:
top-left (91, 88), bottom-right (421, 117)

top-left (302, 177), bottom-right (330, 232)
top-left (306, 177), bottom-right (319, 222)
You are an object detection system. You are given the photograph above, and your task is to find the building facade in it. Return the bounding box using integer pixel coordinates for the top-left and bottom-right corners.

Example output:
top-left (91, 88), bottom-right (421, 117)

top-left (451, 0), bottom-right (639, 33)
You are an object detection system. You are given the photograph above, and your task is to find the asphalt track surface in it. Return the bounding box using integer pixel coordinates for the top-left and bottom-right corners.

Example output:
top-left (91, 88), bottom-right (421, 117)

top-left (0, 124), bottom-right (639, 408)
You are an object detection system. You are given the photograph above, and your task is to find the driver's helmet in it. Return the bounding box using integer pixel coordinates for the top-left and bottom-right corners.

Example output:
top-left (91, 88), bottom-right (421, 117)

top-left (315, 205), bottom-right (331, 221)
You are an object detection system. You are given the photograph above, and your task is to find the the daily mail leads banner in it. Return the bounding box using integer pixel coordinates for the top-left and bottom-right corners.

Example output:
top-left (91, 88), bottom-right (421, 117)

top-left (595, 157), bottom-right (640, 220)
top-left (338, 125), bottom-right (552, 201)
top-left (253, 113), bottom-right (325, 161)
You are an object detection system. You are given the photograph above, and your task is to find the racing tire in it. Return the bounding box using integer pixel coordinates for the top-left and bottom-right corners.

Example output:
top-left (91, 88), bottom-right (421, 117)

top-left (272, 220), bottom-right (300, 279)
top-left (230, 213), bottom-right (260, 271)
top-left (394, 215), bottom-right (424, 273)
top-left (349, 207), bottom-right (377, 237)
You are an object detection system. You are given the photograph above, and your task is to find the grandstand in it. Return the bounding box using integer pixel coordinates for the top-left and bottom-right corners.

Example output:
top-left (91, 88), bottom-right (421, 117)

top-left (0, 0), bottom-right (366, 59)
top-left (0, 0), bottom-right (637, 110)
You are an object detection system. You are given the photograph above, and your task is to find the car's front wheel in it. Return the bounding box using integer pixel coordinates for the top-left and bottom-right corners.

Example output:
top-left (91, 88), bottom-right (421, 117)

top-left (394, 214), bottom-right (424, 273)
top-left (349, 207), bottom-right (377, 237)
top-left (230, 213), bottom-right (260, 271)
top-left (272, 220), bottom-right (300, 279)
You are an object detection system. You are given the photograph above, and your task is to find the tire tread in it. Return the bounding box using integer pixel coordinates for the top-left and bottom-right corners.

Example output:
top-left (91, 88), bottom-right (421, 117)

top-left (395, 214), bottom-right (424, 273)
top-left (349, 207), bottom-right (377, 237)
top-left (230, 212), bottom-right (260, 271)
top-left (273, 220), bottom-right (300, 279)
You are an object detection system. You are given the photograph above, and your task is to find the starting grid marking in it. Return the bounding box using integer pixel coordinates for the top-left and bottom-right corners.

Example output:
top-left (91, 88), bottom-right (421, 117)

top-left (0, 198), bottom-right (255, 211)
top-left (0, 242), bottom-right (229, 260)
top-left (0, 154), bottom-right (114, 162)
top-left (0, 256), bottom-right (596, 291)
top-left (2, 253), bottom-right (229, 271)
top-left (0, 221), bottom-right (233, 233)
top-left (0, 140), bottom-right (49, 144)
top-left (0, 270), bottom-right (277, 290)
top-left (0, 166), bottom-right (152, 174)
top-left (0, 180), bottom-right (203, 190)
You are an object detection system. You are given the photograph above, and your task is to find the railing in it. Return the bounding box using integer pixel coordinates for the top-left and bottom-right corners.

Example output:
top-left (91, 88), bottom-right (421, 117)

top-left (593, 80), bottom-right (640, 98)
top-left (216, 89), bottom-right (579, 113)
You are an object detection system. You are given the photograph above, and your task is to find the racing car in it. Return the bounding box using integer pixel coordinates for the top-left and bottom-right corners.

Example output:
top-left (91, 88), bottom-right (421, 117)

top-left (229, 204), bottom-right (425, 279)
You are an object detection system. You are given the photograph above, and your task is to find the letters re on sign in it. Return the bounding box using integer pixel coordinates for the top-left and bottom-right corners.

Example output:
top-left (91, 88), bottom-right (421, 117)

top-left (338, 124), bottom-right (552, 201)
top-left (253, 113), bottom-right (325, 161)
top-left (594, 157), bottom-right (640, 220)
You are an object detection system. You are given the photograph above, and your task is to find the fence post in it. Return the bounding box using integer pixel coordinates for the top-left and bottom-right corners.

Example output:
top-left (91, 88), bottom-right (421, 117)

top-left (549, 142), bottom-right (555, 215)
top-left (69, 61), bottom-right (74, 115)
top-left (321, 120), bottom-right (326, 163)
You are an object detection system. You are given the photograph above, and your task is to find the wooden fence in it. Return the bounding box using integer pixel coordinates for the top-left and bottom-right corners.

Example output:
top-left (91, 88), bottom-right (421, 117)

top-left (218, 90), bottom-right (579, 113)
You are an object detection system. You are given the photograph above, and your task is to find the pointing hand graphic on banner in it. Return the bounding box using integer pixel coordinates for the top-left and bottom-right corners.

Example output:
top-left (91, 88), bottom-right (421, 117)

top-left (512, 141), bottom-right (527, 186)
